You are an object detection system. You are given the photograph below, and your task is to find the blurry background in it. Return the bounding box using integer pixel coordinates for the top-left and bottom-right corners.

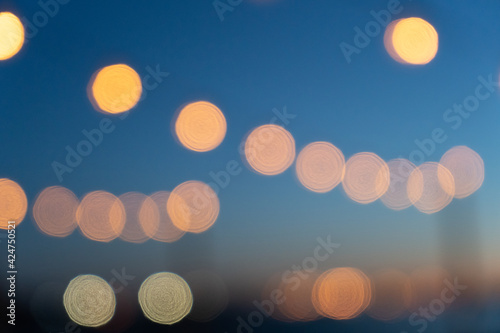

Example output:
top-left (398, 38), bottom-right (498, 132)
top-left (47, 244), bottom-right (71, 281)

top-left (1, 0), bottom-right (500, 332)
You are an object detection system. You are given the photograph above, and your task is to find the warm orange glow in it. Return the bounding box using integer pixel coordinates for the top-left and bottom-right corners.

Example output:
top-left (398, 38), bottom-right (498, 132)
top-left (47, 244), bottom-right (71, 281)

top-left (89, 64), bottom-right (142, 114)
top-left (174, 101), bottom-right (227, 152)
top-left (32, 186), bottom-right (79, 237)
top-left (381, 158), bottom-right (418, 210)
top-left (295, 142), bottom-right (345, 193)
top-left (119, 192), bottom-right (158, 243)
top-left (407, 162), bottom-right (455, 214)
top-left (0, 12), bottom-right (24, 61)
top-left (243, 124), bottom-right (295, 176)
top-left (440, 146), bottom-right (484, 199)
top-left (141, 191), bottom-right (185, 242)
top-left (76, 191), bottom-right (126, 242)
top-left (385, 18), bottom-right (438, 65)
top-left (167, 181), bottom-right (219, 233)
top-left (278, 271), bottom-right (320, 322)
top-left (366, 269), bottom-right (413, 322)
top-left (312, 267), bottom-right (371, 320)
top-left (0, 178), bottom-right (27, 229)
top-left (342, 152), bottom-right (390, 204)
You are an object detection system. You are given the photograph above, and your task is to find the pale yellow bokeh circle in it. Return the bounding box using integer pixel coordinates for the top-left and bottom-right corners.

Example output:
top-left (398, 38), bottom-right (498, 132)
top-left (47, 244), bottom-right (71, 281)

top-left (138, 272), bottom-right (193, 325)
top-left (0, 12), bottom-right (24, 61)
top-left (389, 17), bottom-right (438, 65)
top-left (244, 124), bottom-right (296, 176)
top-left (63, 275), bottom-right (116, 327)
top-left (90, 64), bottom-right (142, 114)
top-left (175, 101), bottom-right (227, 152)
top-left (295, 141), bottom-right (345, 193)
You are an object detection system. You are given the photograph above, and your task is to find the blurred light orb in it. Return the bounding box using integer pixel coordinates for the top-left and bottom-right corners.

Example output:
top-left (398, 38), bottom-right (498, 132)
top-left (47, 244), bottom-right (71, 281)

top-left (440, 146), bottom-right (484, 199)
top-left (279, 270), bottom-right (320, 322)
top-left (342, 152), bottom-right (390, 204)
top-left (381, 159), bottom-right (418, 210)
top-left (138, 272), bottom-right (193, 325)
top-left (63, 275), bottom-right (116, 327)
top-left (366, 269), bottom-right (413, 322)
top-left (119, 192), bottom-right (158, 243)
top-left (174, 101), bottom-right (227, 152)
top-left (185, 270), bottom-right (229, 322)
top-left (312, 267), bottom-right (371, 320)
top-left (142, 191), bottom-right (185, 242)
top-left (0, 178), bottom-right (27, 229)
top-left (0, 12), bottom-right (24, 61)
top-left (33, 186), bottom-right (79, 237)
top-left (244, 124), bottom-right (295, 176)
top-left (89, 64), bottom-right (142, 114)
top-left (296, 142), bottom-right (345, 193)
top-left (167, 181), bottom-right (219, 233)
top-left (384, 17), bottom-right (438, 65)
top-left (407, 162), bottom-right (455, 214)
top-left (76, 191), bottom-right (126, 242)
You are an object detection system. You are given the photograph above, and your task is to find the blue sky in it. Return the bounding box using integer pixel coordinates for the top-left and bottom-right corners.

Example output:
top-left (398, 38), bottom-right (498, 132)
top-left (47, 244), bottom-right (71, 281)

top-left (1, 0), bottom-right (500, 307)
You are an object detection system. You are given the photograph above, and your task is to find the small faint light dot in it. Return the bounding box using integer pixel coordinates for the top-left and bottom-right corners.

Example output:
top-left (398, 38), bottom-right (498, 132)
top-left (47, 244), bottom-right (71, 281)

top-left (32, 186), bottom-right (79, 237)
top-left (0, 178), bottom-right (27, 229)
top-left (76, 191), bottom-right (126, 242)
top-left (63, 275), bottom-right (116, 327)
top-left (381, 159), bottom-right (418, 210)
top-left (407, 162), bottom-right (455, 214)
top-left (167, 181), bottom-right (219, 233)
top-left (89, 64), bottom-right (142, 114)
top-left (0, 12), bottom-right (24, 61)
top-left (385, 17), bottom-right (438, 65)
top-left (342, 152), bottom-right (390, 204)
top-left (440, 146), bottom-right (484, 199)
top-left (243, 124), bottom-right (295, 176)
top-left (296, 142), bottom-right (345, 193)
top-left (312, 267), bottom-right (371, 320)
top-left (138, 272), bottom-right (193, 325)
top-left (174, 101), bottom-right (227, 152)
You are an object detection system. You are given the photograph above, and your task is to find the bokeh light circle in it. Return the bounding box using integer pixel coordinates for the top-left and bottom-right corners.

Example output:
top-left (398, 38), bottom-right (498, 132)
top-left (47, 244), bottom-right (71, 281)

top-left (366, 269), bottom-right (413, 322)
top-left (381, 159), bottom-right (418, 210)
top-left (174, 101), bottom-right (227, 152)
top-left (142, 191), bottom-right (185, 242)
top-left (407, 162), bottom-right (455, 214)
top-left (0, 178), bottom-right (27, 229)
top-left (312, 267), bottom-right (372, 320)
top-left (63, 275), bottom-right (116, 327)
top-left (138, 272), bottom-right (193, 325)
top-left (342, 152), bottom-right (390, 204)
top-left (0, 12), bottom-right (24, 61)
top-left (32, 186), bottom-right (79, 237)
top-left (278, 270), bottom-right (320, 322)
top-left (76, 191), bottom-right (126, 242)
top-left (119, 192), bottom-right (158, 243)
top-left (167, 181), bottom-right (220, 233)
top-left (295, 142), bottom-right (345, 193)
top-left (89, 64), bottom-right (142, 114)
top-left (243, 124), bottom-right (296, 176)
top-left (385, 17), bottom-right (438, 65)
top-left (440, 146), bottom-right (484, 199)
